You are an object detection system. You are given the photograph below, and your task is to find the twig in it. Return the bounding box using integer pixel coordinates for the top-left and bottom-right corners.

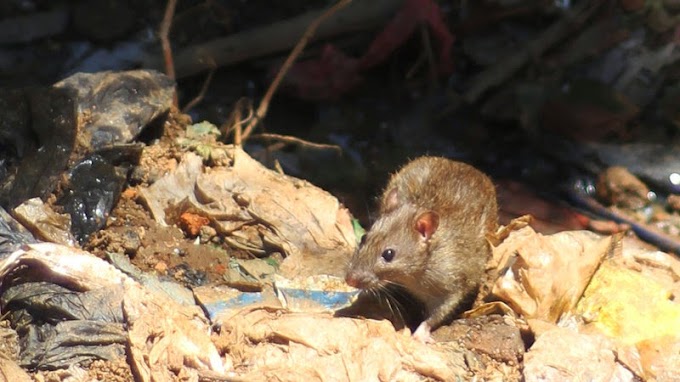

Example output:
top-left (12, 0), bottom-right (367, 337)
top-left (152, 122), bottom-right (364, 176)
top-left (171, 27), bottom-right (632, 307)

top-left (234, 114), bottom-right (242, 146)
top-left (181, 67), bottom-right (216, 113)
top-left (251, 133), bottom-right (342, 154)
top-left (240, 0), bottom-right (353, 143)
top-left (159, 0), bottom-right (179, 107)
top-left (568, 188), bottom-right (680, 255)
top-left (255, 142), bottom-right (287, 166)
top-left (221, 98), bottom-right (254, 145)
top-left (152, 0), bottom-right (402, 78)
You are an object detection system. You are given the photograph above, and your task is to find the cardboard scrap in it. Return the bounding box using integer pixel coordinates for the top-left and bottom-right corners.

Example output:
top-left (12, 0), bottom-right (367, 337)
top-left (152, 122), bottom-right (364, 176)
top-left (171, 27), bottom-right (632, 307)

top-left (12, 197), bottom-right (75, 246)
top-left (0, 355), bottom-right (32, 382)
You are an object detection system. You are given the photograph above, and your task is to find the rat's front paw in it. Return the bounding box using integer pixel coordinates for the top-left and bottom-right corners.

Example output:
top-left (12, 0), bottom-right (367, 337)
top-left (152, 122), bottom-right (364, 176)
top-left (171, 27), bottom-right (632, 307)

top-left (412, 321), bottom-right (435, 344)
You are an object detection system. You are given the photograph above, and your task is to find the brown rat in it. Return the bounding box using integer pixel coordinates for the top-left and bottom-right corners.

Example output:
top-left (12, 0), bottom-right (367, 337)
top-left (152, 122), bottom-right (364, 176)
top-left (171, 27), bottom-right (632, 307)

top-left (345, 156), bottom-right (498, 339)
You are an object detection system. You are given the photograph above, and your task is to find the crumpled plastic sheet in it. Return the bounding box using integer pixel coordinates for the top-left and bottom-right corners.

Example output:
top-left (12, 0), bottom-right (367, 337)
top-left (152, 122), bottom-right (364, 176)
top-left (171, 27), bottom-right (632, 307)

top-left (59, 145), bottom-right (143, 243)
top-left (0, 86), bottom-right (76, 209)
top-left (53, 70), bottom-right (175, 151)
top-left (2, 280), bottom-right (127, 370)
top-left (0, 207), bottom-right (35, 257)
top-left (0, 69), bottom-right (173, 243)
top-left (0, 243), bottom-right (225, 380)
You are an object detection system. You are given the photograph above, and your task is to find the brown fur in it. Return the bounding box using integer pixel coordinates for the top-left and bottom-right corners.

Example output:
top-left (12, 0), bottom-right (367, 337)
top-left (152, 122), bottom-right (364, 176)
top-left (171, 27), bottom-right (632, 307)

top-left (345, 156), bottom-right (498, 330)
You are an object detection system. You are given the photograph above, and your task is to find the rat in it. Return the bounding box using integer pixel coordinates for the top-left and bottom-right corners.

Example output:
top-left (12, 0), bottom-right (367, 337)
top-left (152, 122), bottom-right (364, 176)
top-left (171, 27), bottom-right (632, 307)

top-left (345, 156), bottom-right (498, 341)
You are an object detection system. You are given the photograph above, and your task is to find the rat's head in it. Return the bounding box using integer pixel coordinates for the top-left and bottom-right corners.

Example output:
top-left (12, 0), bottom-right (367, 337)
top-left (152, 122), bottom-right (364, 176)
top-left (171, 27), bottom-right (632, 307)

top-left (345, 206), bottom-right (439, 290)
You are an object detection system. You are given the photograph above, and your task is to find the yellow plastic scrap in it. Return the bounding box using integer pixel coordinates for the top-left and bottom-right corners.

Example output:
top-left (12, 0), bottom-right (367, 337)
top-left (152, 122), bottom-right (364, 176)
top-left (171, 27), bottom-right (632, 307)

top-left (576, 261), bottom-right (680, 346)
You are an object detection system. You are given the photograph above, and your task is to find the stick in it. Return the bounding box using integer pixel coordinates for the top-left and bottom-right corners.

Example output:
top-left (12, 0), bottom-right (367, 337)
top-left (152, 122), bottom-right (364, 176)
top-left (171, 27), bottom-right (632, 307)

top-left (240, 0), bottom-right (353, 142)
top-left (251, 133), bottom-right (342, 154)
top-left (222, 98), bottom-right (253, 146)
top-left (181, 68), bottom-right (216, 113)
top-left (148, 0), bottom-right (403, 78)
top-left (159, 0), bottom-right (179, 106)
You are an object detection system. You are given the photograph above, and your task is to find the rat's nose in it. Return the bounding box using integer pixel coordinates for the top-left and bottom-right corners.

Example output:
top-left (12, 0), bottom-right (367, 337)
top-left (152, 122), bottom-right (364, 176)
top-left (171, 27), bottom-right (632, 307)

top-left (345, 273), bottom-right (360, 288)
top-left (345, 269), bottom-right (374, 289)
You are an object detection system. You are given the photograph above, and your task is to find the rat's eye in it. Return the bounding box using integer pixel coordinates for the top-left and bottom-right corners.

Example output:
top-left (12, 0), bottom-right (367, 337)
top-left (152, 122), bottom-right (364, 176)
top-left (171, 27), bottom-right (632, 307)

top-left (381, 248), bottom-right (395, 262)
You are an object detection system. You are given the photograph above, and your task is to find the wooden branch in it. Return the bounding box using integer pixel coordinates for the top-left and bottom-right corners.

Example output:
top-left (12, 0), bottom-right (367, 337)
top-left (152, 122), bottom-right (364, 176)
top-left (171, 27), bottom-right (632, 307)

top-left (182, 68), bottom-right (215, 113)
top-left (147, 0), bottom-right (403, 79)
top-left (241, 0), bottom-right (353, 142)
top-left (251, 133), bottom-right (342, 153)
top-left (159, 0), bottom-right (178, 106)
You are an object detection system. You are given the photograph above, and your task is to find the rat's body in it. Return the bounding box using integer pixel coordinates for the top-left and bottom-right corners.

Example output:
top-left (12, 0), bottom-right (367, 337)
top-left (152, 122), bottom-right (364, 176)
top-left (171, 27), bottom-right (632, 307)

top-left (346, 156), bottom-right (498, 338)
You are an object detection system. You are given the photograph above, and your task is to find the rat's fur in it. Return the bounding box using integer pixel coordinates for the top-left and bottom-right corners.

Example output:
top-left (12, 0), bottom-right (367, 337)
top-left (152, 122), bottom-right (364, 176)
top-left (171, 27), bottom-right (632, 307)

top-left (346, 156), bottom-right (498, 331)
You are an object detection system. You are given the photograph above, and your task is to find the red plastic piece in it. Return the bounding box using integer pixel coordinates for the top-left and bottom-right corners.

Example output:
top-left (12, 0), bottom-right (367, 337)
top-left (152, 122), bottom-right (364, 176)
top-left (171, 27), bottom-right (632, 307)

top-left (279, 0), bottom-right (455, 100)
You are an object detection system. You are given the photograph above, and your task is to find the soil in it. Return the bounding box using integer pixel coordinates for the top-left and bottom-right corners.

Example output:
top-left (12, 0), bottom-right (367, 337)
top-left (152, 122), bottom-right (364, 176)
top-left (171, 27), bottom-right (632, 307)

top-left (83, 110), bottom-right (235, 286)
top-left (32, 358), bottom-right (133, 382)
top-left (19, 110), bottom-right (238, 380)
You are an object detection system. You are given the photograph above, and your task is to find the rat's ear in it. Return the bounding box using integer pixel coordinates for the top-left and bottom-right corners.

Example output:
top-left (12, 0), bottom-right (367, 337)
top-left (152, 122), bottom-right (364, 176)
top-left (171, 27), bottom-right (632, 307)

top-left (382, 188), bottom-right (400, 213)
top-left (415, 211), bottom-right (439, 240)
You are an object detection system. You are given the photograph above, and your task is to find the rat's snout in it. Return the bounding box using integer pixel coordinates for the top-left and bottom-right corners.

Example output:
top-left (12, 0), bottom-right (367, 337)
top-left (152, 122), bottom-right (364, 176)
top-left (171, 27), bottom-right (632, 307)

top-left (345, 269), bottom-right (376, 289)
top-left (345, 272), bottom-right (361, 288)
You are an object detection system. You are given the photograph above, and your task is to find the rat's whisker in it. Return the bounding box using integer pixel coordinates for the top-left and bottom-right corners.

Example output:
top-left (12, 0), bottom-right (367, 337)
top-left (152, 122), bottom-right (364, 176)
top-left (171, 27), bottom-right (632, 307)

top-left (376, 285), bottom-right (406, 326)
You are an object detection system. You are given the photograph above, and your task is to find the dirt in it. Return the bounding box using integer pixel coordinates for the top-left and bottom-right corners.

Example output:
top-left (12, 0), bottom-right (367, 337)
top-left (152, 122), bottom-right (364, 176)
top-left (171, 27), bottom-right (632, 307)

top-left (82, 111), bottom-right (236, 287)
top-left (435, 315), bottom-right (525, 365)
top-left (32, 358), bottom-right (133, 382)
top-left (20, 109), bottom-right (232, 380)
